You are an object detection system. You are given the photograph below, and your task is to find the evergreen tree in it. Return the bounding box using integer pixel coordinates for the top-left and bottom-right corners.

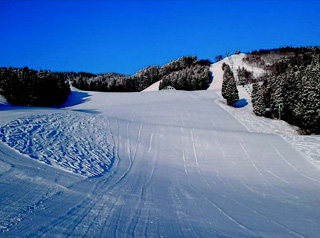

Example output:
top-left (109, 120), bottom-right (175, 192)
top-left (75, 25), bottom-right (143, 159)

top-left (237, 67), bottom-right (253, 85)
top-left (252, 83), bottom-right (266, 116)
top-left (295, 64), bottom-right (320, 133)
top-left (221, 63), bottom-right (239, 105)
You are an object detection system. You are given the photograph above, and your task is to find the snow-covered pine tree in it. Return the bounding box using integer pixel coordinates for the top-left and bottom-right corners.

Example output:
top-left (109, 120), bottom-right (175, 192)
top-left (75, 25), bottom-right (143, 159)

top-left (237, 67), bottom-right (253, 85)
top-left (296, 64), bottom-right (320, 133)
top-left (272, 74), bottom-right (286, 119)
top-left (251, 82), bottom-right (259, 105)
top-left (221, 63), bottom-right (239, 105)
top-left (252, 83), bottom-right (266, 116)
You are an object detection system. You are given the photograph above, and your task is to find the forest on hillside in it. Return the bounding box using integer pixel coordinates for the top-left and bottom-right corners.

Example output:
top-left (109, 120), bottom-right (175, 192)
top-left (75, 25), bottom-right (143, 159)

top-left (0, 56), bottom-right (212, 106)
top-left (247, 47), bottom-right (320, 134)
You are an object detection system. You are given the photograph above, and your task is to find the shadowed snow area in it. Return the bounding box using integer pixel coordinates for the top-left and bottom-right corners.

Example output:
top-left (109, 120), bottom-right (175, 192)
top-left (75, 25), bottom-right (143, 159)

top-left (0, 88), bottom-right (320, 237)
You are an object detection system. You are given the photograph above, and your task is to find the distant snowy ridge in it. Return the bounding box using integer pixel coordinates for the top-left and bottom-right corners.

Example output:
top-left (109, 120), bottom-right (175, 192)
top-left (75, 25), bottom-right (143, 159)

top-left (0, 112), bottom-right (115, 177)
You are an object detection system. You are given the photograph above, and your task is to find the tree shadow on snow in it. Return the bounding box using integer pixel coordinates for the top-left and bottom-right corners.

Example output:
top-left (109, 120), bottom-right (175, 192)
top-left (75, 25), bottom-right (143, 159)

top-left (58, 91), bottom-right (91, 108)
top-left (71, 109), bottom-right (100, 114)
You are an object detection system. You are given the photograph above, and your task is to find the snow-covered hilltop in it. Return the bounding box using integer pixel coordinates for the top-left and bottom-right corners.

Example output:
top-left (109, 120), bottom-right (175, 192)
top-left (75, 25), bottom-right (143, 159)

top-left (1, 84), bottom-right (320, 237)
top-left (144, 53), bottom-right (265, 92)
top-left (208, 53), bottom-right (265, 90)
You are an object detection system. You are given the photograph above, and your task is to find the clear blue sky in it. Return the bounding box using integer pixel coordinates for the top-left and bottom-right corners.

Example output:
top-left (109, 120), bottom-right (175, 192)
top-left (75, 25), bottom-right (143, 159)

top-left (1, 0), bottom-right (319, 75)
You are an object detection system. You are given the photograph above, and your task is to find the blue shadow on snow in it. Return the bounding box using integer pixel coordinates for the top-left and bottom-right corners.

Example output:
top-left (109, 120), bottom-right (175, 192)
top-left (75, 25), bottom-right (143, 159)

top-left (233, 98), bottom-right (248, 108)
top-left (58, 91), bottom-right (91, 108)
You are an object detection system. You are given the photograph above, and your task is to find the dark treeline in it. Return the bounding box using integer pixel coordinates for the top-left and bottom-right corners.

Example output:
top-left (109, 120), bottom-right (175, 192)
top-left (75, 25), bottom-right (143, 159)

top-left (71, 56), bottom-right (212, 92)
top-left (0, 67), bottom-right (70, 107)
top-left (0, 56), bottom-right (211, 107)
top-left (250, 47), bottom-right (320, 134)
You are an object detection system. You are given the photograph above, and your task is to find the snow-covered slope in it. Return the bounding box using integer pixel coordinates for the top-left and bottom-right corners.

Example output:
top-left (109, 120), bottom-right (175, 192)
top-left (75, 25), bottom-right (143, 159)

top-left (208, 53), bottom-right (265, 90)
top-left (1, 88), bottom-right (320, 237)
top-left (143, 80), bottom-right (162, 92)
top-left (142, 53), bottom-right (265, 92)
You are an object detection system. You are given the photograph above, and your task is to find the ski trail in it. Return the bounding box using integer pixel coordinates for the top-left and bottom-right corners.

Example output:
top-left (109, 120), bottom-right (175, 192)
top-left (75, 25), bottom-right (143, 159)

top-left (188, 124), bottom-right (304, 237)
top-left (175, 96), bottom-right (256, 236)
top-left (215, 189), bottom-right (306, 238)
top-left (237, 135), bottom-right (301, 200)
top-left (183, 157), bottom-right (256, 235)
top-left (239, 141), bottom-right (264, 177)
top-left (128, 136), bottom-right (158, 237)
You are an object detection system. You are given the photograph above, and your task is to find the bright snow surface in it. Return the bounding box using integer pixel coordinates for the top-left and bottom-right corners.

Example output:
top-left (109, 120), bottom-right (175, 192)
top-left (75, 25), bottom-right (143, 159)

top-left (1, 86), bottom-right (320, 237)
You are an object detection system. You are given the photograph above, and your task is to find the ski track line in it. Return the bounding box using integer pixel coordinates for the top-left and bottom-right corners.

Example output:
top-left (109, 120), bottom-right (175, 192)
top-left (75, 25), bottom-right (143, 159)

top-left (269, 142), bottom-right (320, 184)
top-left (135, 116), bottom-right (161, 237)
top-left (178, 128), bottom-right (201, 237)
top-left (168, 97), bottom-right (203, 238)
top-left (188, 115), bottom-right (268, 237)
top-left (172, 185), bottom-right (197, 238)
top-left (79, 119), bottom-right (121, 238)
top-left (128, 132), bottom-right (158, 237)
top-left (126, 125), bottom-right (155, 236)
top-left (218, 192), bottom-right (306, 238)
top-left (199, 137), bottom-right (305, 238)
top-left (98, 121), bottom-right (138, 237)
top-left (96, 118), bottom-right (124, 238)
top-left (186, 135), bottom-right (258, 236)
top-left (80, 117), bottom-right (131, 238)
top-left (209, 124), bottom-right (295, 233)
top-left (239, 141), bottom-right (264, 178)
top-left (237, 136), bottom-right (300, 200)
top-left (209, 106), bottom-right (307, 237)
top-left (177, 99), bottom-right (249, 237)
top-left (99, 119), bottom-right (144, 237)
top-left (184, 160), bottom-right (256, 236)
top-left (108, 122), bottom-right (144, 237)
top-left (266, 170), bottom-right (290, 185)
top-left (178, 93), bottom-right (237, 237)
top-left (32, 180), bottom-right (105, 237)
top-left (63, 177), bottom-right (119, 237)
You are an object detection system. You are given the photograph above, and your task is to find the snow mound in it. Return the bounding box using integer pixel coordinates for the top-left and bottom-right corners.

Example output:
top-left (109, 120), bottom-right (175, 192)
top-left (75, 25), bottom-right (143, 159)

top-left (0, 113), bottom-right (115, 177)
